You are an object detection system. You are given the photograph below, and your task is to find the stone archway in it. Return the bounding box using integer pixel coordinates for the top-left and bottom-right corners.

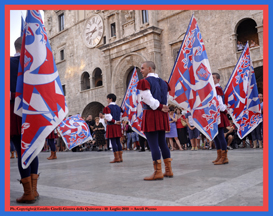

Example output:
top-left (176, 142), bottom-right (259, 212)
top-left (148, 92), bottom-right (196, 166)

top-left (125, 66), bottom-right (142, 91)
top-left (112, 52), bottom-right (146, 105)
top-left (81, 102), bottom-right (105, 119)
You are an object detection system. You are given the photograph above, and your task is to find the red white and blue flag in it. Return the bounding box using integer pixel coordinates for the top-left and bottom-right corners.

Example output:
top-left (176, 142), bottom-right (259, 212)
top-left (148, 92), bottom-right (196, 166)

top-left (57, 115), bottom-right (92, 150)
top-left (121, 68), bottom-right (146, 138)
top-left (224, 42), bottom-right (262, 139)
top-left (168, 15), bottom-right (220, 141)
top-left (14, 10), bottom-right (68, 168)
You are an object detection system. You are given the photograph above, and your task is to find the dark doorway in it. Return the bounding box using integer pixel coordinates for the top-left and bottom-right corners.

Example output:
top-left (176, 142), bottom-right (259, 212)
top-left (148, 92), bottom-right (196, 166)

top-left (82, 102), bottom-right (105, 119)
top-left (126, 67), bottom-right (143, 90)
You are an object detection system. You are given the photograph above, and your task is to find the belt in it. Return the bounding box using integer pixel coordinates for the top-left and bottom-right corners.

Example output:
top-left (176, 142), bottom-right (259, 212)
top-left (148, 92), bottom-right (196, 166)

top-left (143, 104), bottom-right (151, 110)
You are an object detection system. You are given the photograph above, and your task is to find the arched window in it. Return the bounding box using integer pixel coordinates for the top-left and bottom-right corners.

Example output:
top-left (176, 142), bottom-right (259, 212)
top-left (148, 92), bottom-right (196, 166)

top-left (236, 19), bottom-right (259, 51)
top-left (92, 68), bottom-right (103, 87)
top-left (126, 67), bottom-right (143, 89)
top-left (81, 72), bottom-right (90, 91)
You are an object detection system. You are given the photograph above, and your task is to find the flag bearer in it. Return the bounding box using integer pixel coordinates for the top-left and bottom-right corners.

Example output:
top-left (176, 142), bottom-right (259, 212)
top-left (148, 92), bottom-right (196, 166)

top-left (103, 94), bottom-right (124, 163)
top-left (10, 37), bottom-right (39, 203)
top-left (212, 73), bottom-right (230, 165)
top-left (137, 61), bottom-right (172, 181)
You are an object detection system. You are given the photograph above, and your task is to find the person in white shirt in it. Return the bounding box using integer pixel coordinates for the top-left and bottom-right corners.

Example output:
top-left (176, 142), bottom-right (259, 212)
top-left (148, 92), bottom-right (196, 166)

top-left (212, 73), bottom-right (230, 165)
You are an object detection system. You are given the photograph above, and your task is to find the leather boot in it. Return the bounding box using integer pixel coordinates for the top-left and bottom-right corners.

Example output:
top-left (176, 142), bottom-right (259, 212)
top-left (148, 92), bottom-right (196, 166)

top-left (110, 152), bottom-right (121, 163)
top-left (222, 150), bottom-right (229, 164)
top-left (10, 151), bottom-right (15, 159)
top-left (163, 158), bottom-right (173, 178)
top-left (16, 176), bottom-right (35, 203)
top-left (214, 150), bottom-right (228, 165)
top-left (16, 151), bottom-right (18, 158)
top-left (52, 151), bottom-right (57, 159)
top-left (253, 140), bottom-right (257, 148)
top-left (258, 140), bottom-right (263, 148)
top-left (212, 149), bottom-right (222, 163)
top-left (144, 160), bottom-right (164, 181)
top-left (118, 151), bottom-right (123, 162)
top-left (47, 151), bottom-right (54, 160)
top-left (31, 174), bottom-right (39, 200)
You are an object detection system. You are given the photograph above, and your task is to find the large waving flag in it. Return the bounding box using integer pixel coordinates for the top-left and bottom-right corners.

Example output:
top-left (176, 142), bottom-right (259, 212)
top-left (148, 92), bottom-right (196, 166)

top-left (224, 42), bottom-right (262, 139)
top-left (14, 10), bottom-right (68, 168)
top-left (121, 68), bottom-right (146, 138)
top-left (168, 15), bottom-right (220, 141)
top-left (57, 115), bottom-right (92, 150)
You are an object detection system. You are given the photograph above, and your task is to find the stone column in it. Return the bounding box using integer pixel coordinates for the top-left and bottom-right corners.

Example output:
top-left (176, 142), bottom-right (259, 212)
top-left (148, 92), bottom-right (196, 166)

top-left (147, 34), bottom-right (162, 77)
top-left (135, 10), bottom-right (141, 31)
top-left (89, 73), bottom-right (93, 89)
top-left (231, 33), bottom-right (238, 54)
top-left (102, 50), bottom-right (113, 93)
top-left (116, 11), bottom-right (121, 40)
top-left (148, 10), bottom-right (157, 27)
top-left (104, 17), bottom-right (109, 43)
top-left (256, 25), bottom-right (263, 58)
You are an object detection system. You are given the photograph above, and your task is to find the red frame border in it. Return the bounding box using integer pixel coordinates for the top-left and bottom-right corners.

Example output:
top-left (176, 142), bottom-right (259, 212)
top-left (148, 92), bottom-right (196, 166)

top-left (5, 4), bottom-right (269, 212)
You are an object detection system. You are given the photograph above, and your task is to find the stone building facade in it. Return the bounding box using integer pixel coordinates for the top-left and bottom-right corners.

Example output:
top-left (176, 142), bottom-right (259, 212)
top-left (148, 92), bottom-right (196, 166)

top-left (44, 10), bottom-right (264, 118)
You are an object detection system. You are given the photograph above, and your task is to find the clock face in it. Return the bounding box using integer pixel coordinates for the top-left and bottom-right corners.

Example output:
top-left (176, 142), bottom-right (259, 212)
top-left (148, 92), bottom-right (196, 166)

top-left (84, 15), bottom-right (104, 48)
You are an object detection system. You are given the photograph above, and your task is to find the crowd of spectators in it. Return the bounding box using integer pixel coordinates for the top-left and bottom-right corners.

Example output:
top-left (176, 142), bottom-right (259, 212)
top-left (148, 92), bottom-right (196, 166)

top-left (162, 102), bottom-right (263, 152)
top-left (18, 94), bottom-right (262, 157)
top-left (237, 39), bottom-right (258, 51)
top-left (38, 112), bottom-right (150, 154)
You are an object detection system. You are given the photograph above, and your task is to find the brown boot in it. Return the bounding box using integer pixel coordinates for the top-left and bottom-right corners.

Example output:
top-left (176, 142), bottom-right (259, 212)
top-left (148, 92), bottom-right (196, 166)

top-left (16, 176), bottom-right (35, 203)
top-left (163, 158), bottom-right (173, 178)
top-left (118, 151), bottom-right (123, 162)
top-left (249, 141), bottom-right (253, 148)
top-left (16, 151), bottom-right (18, 158)
top-left (10, 151), bottom-right (15, 159)
top-left (52, 151), bottom-right (57, 159)
top-left (31, 174), bottom-right (39, 200)
top-left (214, 150), bottom-right (228, 165)
top-left (144, 160), bottom-right (164, 181)
top-left (258, 140), bottom-right (263, 148)
top-left (253, 140), bottom-right (257, 148)
top-left (212, 149), bottom-right (222, 163)
top-left (47, 151), bottom-right (54, 160)
top-left (109, 152), bottom-right (121, 163)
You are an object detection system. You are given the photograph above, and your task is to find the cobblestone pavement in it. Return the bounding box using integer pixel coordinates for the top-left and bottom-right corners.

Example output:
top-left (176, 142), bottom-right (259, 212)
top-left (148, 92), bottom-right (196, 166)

top-left (9, 148), bottom-right (264, 207)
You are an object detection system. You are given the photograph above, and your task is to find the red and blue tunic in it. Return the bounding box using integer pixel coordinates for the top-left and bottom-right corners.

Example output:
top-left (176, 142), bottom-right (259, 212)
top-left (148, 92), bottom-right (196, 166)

top-left (215, 85), bottom-right (230, 128)
top-left (103, 103), bottom-right (123, 138)
top-left (137, 73), bottom-right (170, 132)
top-left (47, 130), bottom-right (58, 139)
